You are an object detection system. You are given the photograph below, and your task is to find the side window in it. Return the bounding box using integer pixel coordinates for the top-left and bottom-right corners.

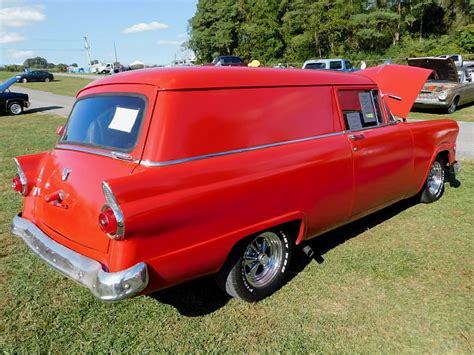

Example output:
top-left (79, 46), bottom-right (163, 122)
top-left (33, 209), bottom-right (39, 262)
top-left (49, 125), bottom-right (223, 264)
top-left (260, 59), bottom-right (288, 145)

top-left (338, 89), bottom-right (384, 131)
top-left (383, 97), bottom-right (397, 123)
top-left (330, 61), bottom-right (342, 70)
top-left (344, 60), bottom-right (353, 70)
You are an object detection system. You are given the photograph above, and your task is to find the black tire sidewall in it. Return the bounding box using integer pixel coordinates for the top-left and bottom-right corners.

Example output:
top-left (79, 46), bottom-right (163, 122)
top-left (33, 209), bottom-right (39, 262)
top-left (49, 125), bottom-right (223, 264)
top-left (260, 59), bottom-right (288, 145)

top-left (447, 98), bottom-right (458, 114)
top-left (230, 229), bottom-right (292, 301)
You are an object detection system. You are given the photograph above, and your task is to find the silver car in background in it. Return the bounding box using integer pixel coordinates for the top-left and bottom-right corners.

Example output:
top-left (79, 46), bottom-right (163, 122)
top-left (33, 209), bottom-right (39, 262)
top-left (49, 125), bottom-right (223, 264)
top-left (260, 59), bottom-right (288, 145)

top-left (408, 57), bottom-right (474, 113)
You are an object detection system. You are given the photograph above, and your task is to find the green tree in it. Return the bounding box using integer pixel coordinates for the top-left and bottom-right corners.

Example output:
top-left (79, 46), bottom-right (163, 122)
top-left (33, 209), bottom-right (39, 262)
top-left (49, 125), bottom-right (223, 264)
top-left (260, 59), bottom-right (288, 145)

top-left (237, 0), bottom-right (286, 63)
top-left (23, 56), bottom-right (48, 68)
top-left (188, 0), bottom-right (245, 63)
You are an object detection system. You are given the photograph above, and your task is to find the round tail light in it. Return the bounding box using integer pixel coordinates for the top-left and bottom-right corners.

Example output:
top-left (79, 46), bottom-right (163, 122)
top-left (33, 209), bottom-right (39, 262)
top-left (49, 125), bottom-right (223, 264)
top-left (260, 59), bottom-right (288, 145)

top-left (98, 206), bottom-right (118, 236)
top-left (12, 175), bottom-right (24, 194)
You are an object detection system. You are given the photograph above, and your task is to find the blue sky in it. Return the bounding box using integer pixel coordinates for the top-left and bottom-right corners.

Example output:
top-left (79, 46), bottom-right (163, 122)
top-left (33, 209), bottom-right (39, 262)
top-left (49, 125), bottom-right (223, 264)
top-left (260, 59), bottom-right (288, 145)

top-left (0, 0), bottom-right (197, 66)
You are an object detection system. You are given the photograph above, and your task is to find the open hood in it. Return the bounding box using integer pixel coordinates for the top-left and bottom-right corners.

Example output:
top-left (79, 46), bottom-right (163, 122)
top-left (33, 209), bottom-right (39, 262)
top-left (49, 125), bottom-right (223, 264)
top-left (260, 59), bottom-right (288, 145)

top-left (407, 57), bottom-right (458, 82)
top-left (356, 64), bottom-right (432, 118)
top-left (0, 76), bottom-right (20, 93)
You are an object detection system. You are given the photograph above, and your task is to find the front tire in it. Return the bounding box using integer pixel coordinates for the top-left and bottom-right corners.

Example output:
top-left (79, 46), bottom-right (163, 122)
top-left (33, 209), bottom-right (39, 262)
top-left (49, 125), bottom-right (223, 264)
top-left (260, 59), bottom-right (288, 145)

top-left (7, 102), bottom-right (23, 115)
top-left (21, 78), bottom-right (27, 83)
top-left (216, 229), bottom-right (292, 302)
top-left (447, 97), bottom-right (459, 114)
top-left (420, 156), bottom-right (445, 203)
top-left (44, 77), bottom-right (50, 82)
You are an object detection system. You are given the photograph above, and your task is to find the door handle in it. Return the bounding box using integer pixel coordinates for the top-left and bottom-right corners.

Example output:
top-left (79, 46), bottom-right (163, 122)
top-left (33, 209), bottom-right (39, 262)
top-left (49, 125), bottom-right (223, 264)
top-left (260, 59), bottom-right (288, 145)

top-left (349, 134), bottom-right (365, 141)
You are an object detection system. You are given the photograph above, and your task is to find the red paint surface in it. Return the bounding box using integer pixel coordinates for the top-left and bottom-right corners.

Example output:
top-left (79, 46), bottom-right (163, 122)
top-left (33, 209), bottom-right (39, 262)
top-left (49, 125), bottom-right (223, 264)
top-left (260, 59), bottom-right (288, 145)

top-left (15, 67), bottom-right (459, 294)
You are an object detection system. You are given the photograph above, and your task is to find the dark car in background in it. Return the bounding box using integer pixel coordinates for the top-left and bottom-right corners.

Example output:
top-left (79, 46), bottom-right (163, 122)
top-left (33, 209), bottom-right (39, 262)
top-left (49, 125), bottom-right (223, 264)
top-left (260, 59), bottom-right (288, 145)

top-left (17, 70), bottom-right (54, 83)
top-left (0, 76), bottom-right (30, 115)
top-left (211, 55), bottom-right (246, 66)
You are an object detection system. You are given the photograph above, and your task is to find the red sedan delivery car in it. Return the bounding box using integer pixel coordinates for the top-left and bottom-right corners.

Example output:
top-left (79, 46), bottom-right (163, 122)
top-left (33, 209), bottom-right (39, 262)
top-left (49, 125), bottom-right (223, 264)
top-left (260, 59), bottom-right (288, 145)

top-left (11, 66), bottom-right (459, 302)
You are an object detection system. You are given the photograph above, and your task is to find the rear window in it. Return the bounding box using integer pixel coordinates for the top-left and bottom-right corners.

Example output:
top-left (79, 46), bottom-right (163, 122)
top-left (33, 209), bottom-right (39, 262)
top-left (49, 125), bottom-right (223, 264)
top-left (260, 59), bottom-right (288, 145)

top-left (330, 61), bottom-right (342, 70)
top-left (60, 95), bottom-right (146, 152)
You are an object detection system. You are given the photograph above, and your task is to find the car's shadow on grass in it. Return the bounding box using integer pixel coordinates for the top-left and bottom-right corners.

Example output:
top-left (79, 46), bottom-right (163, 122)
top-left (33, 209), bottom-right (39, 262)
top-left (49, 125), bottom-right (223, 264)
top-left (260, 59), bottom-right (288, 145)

top-left (148, 189), bottom-right (462, 316)
top-left (25, 106), bottom-right (64, 114)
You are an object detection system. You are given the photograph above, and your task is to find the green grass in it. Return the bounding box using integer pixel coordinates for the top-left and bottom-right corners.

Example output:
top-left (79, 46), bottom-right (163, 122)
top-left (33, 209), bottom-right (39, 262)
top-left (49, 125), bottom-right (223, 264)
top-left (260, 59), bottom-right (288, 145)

top-left (409, 104), bottom-right (474, 123)
top-left (1, 112), bottom-right (473, 352)
top-left (0, 71), bottom-right (94, 97)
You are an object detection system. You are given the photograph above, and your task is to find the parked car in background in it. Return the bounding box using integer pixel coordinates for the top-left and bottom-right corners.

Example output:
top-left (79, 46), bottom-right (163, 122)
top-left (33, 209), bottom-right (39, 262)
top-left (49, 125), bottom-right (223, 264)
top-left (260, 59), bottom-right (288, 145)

top-left (408, 57), bottom-right (474, 113)
top-left (17, 70), bottom-right (54, 83)
top-left (302, 58), bottom-right (355, 72)
top-left (438, 54), bottom-right (463, 67)
top-left (0, 76), bottom-right (30, 115)
top-left (211, 55), bottom-right (246, 66)
top-left (11, 66), bottom-right (459, 303)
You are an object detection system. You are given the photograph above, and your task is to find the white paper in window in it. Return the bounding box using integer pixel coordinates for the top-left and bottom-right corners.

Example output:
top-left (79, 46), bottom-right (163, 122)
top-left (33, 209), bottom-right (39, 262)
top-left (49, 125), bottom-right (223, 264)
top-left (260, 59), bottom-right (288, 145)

top-left (346, 112), bottom-right (363, 130)
top-left (108, 107), bottom-right (139, 133)
top-left (358, 92), bottom-right (376, 123)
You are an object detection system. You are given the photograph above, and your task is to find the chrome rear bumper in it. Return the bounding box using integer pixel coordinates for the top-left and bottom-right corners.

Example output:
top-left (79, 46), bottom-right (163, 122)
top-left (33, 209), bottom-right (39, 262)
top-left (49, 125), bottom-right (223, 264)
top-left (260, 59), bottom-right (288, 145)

top-left (11, 214), bottom-right (148, 302)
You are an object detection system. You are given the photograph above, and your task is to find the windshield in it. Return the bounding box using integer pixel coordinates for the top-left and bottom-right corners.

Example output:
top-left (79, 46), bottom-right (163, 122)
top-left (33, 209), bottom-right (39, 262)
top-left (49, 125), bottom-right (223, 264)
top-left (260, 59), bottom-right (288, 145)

top-left (60, 95), bottom-right (146, 152)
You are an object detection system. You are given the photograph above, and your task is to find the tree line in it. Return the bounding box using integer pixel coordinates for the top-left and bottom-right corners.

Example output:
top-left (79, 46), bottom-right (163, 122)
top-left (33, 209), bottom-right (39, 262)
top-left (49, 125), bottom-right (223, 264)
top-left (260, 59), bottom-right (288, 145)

top-left (188, 0), bottom-right (474, 65)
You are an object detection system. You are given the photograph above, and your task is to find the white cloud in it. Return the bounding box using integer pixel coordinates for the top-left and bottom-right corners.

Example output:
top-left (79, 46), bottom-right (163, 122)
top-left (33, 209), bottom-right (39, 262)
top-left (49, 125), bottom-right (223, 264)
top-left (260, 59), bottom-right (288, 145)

top-left (123, 21), bottom-right (168, 34)
top-left (0, 31), bottom-right (25, 44)
top-left (157, 39), bottom-right (185, 46)
top-left (0, 6), bottom-right (46, 27)
top-left (7, 49), bottom-right (34, 59)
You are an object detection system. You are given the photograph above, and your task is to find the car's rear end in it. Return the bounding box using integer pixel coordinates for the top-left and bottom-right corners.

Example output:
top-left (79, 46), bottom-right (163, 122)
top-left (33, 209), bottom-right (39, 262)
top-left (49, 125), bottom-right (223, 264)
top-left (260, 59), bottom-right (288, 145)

top-left (11, 81), bottom-right (157, 301)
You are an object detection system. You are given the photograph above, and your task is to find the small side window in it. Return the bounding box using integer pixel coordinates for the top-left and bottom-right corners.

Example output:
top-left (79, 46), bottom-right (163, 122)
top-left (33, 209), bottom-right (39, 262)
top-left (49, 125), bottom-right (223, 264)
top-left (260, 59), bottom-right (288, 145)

top-left (338, 89), bottom-right (383, 131)
top-left (330, 61), bottom-right (342, 70)
top-left (383, 97), bottom-right (397, 123)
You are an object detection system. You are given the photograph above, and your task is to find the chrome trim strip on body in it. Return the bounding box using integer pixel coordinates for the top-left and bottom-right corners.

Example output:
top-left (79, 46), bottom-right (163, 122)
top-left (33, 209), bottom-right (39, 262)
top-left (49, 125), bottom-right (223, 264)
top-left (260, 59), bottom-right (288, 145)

top-left (55, 144), bottom-right (140, 163)
top-left (141, 131), bottom-right (345, 167)
top-left (11, 214), bottom-right (148, 302)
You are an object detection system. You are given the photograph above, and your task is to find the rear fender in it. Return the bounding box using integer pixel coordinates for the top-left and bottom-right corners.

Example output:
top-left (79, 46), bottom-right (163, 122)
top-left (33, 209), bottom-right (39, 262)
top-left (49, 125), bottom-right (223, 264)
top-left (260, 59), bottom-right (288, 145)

top-left (14, 152), bottom-right (49, 196)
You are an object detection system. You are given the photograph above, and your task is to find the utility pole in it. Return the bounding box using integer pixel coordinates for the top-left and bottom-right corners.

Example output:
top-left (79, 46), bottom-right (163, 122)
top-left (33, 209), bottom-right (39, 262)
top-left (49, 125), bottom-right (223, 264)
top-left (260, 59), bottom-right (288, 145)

top-left (114, 41), bottom-right (118, 64)
top-left (84, 36), bottom-right (92, 66)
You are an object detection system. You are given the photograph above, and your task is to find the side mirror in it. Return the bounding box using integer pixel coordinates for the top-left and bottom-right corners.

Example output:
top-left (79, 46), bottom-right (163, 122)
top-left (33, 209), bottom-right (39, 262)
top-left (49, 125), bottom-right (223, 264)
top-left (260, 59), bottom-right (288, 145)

top-left (56, 125), bottom-right (65, 136)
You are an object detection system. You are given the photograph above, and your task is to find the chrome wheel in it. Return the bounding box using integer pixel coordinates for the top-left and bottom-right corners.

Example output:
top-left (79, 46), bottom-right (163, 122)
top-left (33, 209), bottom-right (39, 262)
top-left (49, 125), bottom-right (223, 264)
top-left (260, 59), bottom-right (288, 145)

top-left (8, 103), bottom-right (22, 115)
top-left (427, 160), bottom-right (444, 197)
top-left (44, 77), bottom-right (50, 82)
top-left (22, 78), bottom-right (27, 83)
top-left (242, 232), bottom-right (283, 288)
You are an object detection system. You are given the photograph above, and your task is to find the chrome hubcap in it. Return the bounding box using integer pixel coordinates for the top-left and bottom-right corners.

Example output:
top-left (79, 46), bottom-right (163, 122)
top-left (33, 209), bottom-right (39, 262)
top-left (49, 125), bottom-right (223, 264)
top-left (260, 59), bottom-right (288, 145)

top-left (427, 161), bottom-right (444, 196)
top-left (10, 104), bottom-right (21, 114)
top-left (242, 232), bottom-right (282, 288)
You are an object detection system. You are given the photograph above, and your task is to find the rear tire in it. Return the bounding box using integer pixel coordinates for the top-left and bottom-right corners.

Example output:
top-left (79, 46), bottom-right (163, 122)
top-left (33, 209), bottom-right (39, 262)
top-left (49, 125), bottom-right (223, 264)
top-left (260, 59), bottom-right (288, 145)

top-left (420, 156), bottom-right (445, 203)
top-left (7, 102), bottom-right (23, 115)
top-left (216, 229), bottom-right (292, 302)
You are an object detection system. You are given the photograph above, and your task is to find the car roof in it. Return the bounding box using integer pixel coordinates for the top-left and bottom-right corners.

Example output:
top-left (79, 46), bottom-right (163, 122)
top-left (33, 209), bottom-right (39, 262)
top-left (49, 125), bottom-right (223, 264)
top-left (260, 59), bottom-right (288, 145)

top-left (304, 59), bottom-right (348, 63)
top-left (80, 66), bottom-right (374, 94)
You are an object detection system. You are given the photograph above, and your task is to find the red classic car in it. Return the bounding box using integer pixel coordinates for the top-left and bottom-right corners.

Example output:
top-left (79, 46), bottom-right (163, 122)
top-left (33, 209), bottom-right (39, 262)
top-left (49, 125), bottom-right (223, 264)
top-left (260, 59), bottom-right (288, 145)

top-left (11, 66), bottom-right (459, 302)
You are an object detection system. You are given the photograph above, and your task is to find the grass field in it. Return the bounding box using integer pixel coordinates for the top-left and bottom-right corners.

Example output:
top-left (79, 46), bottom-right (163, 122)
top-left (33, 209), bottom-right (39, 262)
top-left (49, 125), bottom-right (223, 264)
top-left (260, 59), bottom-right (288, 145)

top-left (0, 71), bottom-right (94, 97)
top-left (1, 113), bottom-right (473, 352)
top-left (409, 103), bottom-right (474, 123)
